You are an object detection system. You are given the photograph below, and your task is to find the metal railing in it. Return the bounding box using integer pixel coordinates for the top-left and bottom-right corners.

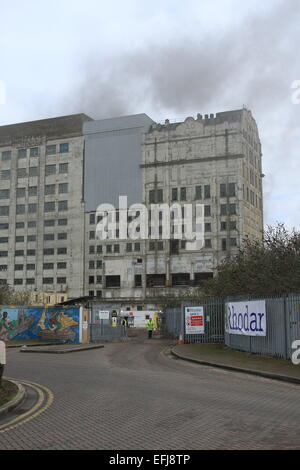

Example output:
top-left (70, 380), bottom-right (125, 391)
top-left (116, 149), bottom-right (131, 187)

top-left (162, 298), bottom-right (224, 344)
top-left (163, 293), bottom-right (300, 360)
top-left (225, 294), bottom-right (300, 360)
top-left (89, 321), bottom-right (125, 342)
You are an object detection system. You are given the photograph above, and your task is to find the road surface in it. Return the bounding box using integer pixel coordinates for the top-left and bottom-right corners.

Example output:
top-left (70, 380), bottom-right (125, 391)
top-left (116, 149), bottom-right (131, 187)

top-left (1, 339), bottom-right (300, 450)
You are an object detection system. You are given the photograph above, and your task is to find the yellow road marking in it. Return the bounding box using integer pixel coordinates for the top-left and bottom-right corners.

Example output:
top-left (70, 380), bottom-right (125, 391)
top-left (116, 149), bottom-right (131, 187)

top-left (0, 379), bottom-right (54, 433)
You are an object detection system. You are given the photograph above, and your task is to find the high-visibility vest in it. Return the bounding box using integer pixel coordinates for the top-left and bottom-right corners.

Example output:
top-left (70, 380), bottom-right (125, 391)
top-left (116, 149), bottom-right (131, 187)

top-left (147, 320), bottom-right (154, 331)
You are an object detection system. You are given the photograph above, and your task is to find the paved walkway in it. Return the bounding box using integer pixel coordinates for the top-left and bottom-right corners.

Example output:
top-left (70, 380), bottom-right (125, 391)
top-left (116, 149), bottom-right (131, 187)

top-left (172, 343), bottom-right (300, 383)
top-left (1, 339), bottom-right (300, 449)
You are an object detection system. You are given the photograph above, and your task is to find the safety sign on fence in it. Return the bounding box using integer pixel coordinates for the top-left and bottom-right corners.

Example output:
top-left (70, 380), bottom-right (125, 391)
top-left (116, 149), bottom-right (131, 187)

top-left (185, 306), bottom-right (204, 334)
top-left (98, 311), bottom-right (110, 320)
top-left (225, 300), bottom-right (266, 336)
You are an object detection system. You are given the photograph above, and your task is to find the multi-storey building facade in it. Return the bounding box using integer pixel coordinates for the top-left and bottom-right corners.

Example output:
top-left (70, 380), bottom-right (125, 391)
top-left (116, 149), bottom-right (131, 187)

top-left (0, 108), bottom-right (263, 307)
top-left (84, 109), bottom-right (263, 306)
top-left (0, 114), bottom-right (92, 297)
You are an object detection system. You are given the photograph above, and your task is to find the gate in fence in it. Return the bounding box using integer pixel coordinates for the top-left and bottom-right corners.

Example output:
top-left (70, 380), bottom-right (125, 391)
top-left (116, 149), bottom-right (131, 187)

top-left (183, 299), bottom-right (224, 344)
top-left (89, 320), bottom-right (125, 342)
top-left (163, 298), bottom-right (224, 344)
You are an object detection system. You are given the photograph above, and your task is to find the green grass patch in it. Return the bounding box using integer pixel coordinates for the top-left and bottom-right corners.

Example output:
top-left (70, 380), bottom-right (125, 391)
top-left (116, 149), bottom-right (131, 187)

top-left (0, 379), bottom-right (18, 407)
top-left (179, 343), bottom-right (300, 378)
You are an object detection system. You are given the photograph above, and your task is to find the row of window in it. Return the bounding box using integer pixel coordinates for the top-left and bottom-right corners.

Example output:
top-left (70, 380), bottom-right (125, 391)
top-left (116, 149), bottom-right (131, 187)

top-left (88, 239), bottom-right (225, 253)
top-left (9, 262), bottom-right (67, 270)
top-left (148, 184), bottom-right (237, 203)
top-left (88, 206), bottom-right (237, 236)
top-left (89, 260), bottom-right (103, 269)
top-left (171, 185), bottom-right (211, 201)
top-left (0, 219), bottom-right (68, 230)
top-left (44, 218), bottom-right (68, 227)
top-left (0, 248), bottom-right (67, 257)
top-left (0, 250), bottom-right (36, 257)
top-left (0, 183), bottom-right (69, 200)
top-left (89, 202), bottom-right (237, 226)
top-left (88, 205), bottom-right (236, 229)
top-left (0, 233), bottom-right (68, 243)
top-left (44, 201), bottom-right (68, 212)
top-left (1, 143), bottom-right (69, 162)
top-left (89, 290), bottom-right (103, 297)
top-left (13, 277), bottom-right (67, 285)
top-left (89, 275), bottom-right (103, 285)
top-left (0, 235), bottom-right (36, 243)
top-left (89, 220), bottom-right (236, 242)
top-left (0, 200), bottom-right (68, 216)
top-left (89, 243), bottom-right (141, 254)
top-left (0, 163), bottom-right (68, 180)
top-left (88, 272), bottom-right (215, 290)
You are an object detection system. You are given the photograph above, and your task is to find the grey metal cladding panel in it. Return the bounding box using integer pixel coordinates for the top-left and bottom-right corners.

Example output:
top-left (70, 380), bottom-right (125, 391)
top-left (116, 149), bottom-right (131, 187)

top-left (83, 113), bottom-right (154, 134)
top-left (84, 131), bottom-right (143, 210)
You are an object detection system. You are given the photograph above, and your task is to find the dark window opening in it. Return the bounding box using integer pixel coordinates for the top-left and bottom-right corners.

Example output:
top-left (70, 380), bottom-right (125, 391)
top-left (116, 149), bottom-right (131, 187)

top-left (105, 275), bottom-right (121, 288)
top-left (135, 274), bottom-right (142, 288)
top-left (180, 187), bottom-right (186, 200)
top-left (146, 274), bottom-right (166, 287)
top-left (195, 186), bottom-right (202, 200)
top-left (172, 188), bottom-right (178, 201)
top-left (222, 239), bottom-right (227, 251)
top-left (194, 272), bottom-right (213, 285)
top-left (172, 273), bottom-right (190, 286)
top-left (204, 185), bottom-right (211, 199)
top-left (170, 239), bottom-right (179, 255)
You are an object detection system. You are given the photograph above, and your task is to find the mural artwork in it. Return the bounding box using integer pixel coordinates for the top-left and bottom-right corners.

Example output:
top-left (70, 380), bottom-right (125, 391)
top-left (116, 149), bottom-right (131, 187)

top-left (0, 307), bottom-right (80, 343)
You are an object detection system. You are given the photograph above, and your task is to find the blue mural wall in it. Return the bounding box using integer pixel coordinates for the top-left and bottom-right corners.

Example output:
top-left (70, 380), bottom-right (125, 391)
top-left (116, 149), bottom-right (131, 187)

top-left (0, 306), bottom-right (80, 343)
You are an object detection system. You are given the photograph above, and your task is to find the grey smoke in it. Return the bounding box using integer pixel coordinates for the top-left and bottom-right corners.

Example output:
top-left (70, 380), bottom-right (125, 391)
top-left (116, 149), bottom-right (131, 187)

top-left (60, 0), bottom-right (300, 120)
top-left (57, 0), bottom-right (300, 228)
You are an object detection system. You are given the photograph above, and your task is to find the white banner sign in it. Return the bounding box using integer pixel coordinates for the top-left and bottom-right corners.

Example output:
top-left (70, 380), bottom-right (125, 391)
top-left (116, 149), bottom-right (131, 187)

top-left (98, 310), bottom-right (110, 320)
top-left (225, 300), bottom-right (266, 336)
top-left (185, 307), bottom-right (204, 334)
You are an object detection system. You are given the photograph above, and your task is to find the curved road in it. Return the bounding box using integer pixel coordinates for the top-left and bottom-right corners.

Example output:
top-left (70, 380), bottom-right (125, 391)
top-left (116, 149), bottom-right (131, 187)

top-left (1, 339), bottom-right (300, 450)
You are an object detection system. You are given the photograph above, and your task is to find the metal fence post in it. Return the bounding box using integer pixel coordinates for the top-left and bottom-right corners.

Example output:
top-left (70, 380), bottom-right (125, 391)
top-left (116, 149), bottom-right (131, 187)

top-left (181, 302), bottom-right (185, 343)
top-left (283, 295), bottom-right (288, 360)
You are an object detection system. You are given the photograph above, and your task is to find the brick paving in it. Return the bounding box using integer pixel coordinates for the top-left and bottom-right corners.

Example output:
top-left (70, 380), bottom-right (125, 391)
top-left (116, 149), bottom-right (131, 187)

top-left (1, 339), bottom-right (300, 450)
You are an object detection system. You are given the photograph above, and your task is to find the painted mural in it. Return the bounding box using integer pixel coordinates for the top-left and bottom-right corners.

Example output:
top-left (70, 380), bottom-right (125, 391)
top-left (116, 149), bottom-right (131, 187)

top-left (0, 307), bottom-right (80, 343)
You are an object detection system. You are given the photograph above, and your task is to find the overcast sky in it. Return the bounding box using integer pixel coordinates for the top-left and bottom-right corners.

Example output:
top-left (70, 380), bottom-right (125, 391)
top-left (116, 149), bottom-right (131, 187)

top-left (1, 0), bottom-right (300, 229)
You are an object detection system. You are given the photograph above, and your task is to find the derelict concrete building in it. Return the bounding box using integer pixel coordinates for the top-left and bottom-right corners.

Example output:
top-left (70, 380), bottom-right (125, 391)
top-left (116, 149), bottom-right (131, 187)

top-left (0, 108), bottom-right (264, 308)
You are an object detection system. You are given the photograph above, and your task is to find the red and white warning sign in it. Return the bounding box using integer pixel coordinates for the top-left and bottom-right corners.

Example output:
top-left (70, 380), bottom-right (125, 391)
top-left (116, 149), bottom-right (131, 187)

top-left (185, 307), bottom-right (205, 334)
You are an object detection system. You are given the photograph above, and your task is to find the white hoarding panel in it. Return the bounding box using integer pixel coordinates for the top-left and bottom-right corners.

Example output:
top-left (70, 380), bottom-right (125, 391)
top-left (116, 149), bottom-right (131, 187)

top-left (225, 300), bottom-right (266, 336)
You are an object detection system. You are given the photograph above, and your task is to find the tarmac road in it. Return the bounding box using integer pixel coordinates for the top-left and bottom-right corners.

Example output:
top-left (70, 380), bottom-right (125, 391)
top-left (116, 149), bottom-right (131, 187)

top-left (1, 338), bottom-right (300, 450)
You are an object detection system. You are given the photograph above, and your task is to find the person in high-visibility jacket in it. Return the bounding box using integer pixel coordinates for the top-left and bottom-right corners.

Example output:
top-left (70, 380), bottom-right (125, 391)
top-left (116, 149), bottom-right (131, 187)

top-left (146, 318), bottom-right (155, 339)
